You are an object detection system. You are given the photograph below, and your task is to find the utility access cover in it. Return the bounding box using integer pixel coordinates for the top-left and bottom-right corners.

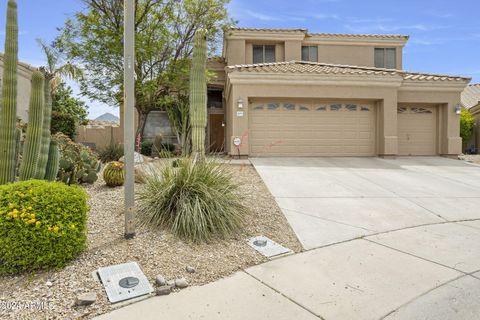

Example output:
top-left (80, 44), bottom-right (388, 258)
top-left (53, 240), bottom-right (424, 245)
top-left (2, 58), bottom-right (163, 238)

top-left (247, 236), bottom-right (292, 258)
top-left (97, 262), bottom-right (153, 303)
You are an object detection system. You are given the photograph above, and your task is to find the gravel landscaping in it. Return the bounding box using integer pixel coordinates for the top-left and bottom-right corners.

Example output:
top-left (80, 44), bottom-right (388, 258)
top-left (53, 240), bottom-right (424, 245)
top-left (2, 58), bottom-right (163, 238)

top-left (0, 163), bottom-right (302, 320)
top-left (459, 154), bottom-right (480, 165)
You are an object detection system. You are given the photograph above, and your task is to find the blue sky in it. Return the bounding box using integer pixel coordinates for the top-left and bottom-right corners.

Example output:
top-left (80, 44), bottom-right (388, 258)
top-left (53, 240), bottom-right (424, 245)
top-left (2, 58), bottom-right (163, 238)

top-left (0, 0), bottom-right (479, 118)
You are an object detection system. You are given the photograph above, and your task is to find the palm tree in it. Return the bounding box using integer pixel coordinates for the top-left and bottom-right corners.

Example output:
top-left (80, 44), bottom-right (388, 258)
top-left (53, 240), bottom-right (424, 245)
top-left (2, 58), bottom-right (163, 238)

top-left (36, 39), bottom-right (83, 96)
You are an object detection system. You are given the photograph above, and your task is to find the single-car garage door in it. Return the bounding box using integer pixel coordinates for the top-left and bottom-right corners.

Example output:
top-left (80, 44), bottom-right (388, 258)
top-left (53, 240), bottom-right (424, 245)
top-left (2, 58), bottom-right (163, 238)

top-left (397, 105), bottom-right (437, 156)
top-left (249, 101), bottom-right (376, 156)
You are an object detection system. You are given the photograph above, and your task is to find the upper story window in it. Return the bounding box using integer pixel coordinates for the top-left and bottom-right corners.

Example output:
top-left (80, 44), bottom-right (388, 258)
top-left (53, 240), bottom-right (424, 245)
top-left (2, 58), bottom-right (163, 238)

top-left (253, 45), bottom-right (276, 64)
top-left (301, 46), bottom-right (318, 62)
top-left (374, 48), bottom-right (396, 69)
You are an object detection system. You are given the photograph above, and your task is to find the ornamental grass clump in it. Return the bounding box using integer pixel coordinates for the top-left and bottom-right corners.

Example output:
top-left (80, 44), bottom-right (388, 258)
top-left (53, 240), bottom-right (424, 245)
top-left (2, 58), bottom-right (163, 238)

top-left (137, 158), bottom-right (247, 243)
top-left (0, 180), bottom-right (88, 274)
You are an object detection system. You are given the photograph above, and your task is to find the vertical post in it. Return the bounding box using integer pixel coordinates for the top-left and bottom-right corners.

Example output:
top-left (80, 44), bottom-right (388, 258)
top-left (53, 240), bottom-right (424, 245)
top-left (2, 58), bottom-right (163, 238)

top-left (124, 0), bottom-right (135, 239)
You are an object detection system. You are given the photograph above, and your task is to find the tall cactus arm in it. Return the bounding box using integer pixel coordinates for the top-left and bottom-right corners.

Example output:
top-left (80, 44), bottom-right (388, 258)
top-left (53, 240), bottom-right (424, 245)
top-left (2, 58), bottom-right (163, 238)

top-left (189, 29), bottom-right (208, 159)
top-left (34, 76), bottom-right (52, 179)
top-left (44, 140), bottom-right (60, 181)
top-left (19, 71), bottom-right (45, 180)
top-left (0, 0), bottom-right (19, 184)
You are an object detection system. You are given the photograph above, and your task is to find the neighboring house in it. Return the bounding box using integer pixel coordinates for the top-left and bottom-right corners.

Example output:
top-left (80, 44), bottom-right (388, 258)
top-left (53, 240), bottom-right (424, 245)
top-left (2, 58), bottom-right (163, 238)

top-left (0, 53), bottom-right (35, 122)
top-left (203, 27), bottom-right (470, 157)
top-left (461, 84), bottom-right (480, 153)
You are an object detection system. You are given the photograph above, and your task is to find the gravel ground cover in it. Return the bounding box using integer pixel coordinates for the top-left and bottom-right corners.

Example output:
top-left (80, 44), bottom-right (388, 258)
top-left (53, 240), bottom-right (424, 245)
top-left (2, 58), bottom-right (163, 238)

top-left (0, 163), bottom-right (302, 320)
top-left (459, 154), bottom-right (480, 164)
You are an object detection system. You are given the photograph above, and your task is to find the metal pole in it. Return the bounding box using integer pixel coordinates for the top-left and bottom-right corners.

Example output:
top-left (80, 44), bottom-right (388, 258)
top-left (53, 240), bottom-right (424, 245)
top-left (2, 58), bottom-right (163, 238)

top-left (123, 0), bottom-right (135, 239)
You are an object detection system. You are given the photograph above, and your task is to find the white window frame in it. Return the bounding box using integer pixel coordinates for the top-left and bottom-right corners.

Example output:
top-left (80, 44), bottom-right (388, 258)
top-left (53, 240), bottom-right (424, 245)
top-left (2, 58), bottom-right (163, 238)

top-left (374, 48), bottom-right (396, 69)
top-left (301, 45), bottom-right (318, 62)
top-left (253, 45), bottom-right (276, 64)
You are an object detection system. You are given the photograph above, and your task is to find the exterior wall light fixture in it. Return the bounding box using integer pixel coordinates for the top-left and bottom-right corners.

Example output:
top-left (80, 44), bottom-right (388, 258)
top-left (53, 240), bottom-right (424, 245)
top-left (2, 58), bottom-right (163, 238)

top-left (237, 98), bottom-right (244, 109)
top-left (454, 104), bottom-right (462, 115)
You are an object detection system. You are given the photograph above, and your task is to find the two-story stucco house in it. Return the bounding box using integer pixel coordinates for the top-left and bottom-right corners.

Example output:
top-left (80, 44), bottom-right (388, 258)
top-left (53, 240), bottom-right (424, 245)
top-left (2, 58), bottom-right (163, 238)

top-left (205, 27), bottom-right (470, 157)
top-left (0, 53), bottom-right (35, 122)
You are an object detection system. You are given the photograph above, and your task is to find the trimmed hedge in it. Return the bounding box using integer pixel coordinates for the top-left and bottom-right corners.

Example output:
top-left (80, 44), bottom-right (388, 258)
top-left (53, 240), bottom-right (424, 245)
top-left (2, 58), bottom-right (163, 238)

top-left (0, 180), bottom-right (88, 274)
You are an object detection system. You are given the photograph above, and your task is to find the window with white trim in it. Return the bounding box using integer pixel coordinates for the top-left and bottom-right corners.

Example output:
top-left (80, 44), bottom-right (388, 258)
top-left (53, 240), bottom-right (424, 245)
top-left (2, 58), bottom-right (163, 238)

top-left (253, 45), bottom-right (276, 64)
top-left (301, 46), bottom-right (318, 62)
top-left (374, 48), bottom-right (396, 69)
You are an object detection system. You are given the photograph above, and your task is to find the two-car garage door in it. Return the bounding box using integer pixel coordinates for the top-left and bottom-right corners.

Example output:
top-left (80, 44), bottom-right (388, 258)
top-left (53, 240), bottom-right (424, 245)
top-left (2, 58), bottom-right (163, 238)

top-left (249, 101), bottom-right (438, 157)
top-left (249, 101), bottom-right (376, 156)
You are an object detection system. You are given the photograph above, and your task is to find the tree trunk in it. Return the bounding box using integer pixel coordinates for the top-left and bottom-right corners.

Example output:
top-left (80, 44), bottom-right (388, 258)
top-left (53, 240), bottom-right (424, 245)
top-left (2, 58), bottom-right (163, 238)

top-left (136, 110), bottom-right (148, 142)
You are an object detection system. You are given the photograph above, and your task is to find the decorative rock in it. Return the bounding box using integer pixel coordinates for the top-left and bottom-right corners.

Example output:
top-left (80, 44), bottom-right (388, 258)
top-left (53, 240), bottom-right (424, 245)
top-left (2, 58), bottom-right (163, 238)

top-left (119, 152), bottom-right (146, 164)
top-left (166, 280), bottom-right (176, 288)
top-left (46, 281), bottom-right (53, 287)
top-left (156, 285), bottom-right (172, 296)
top-left (175, 278), bottom-right (188, 289)
top-left (155, 275), bottom-right (166, 286)
top-left (186, 266), bottom-right (196, 274)
top-left (75, 292), bottom-right (97, 306)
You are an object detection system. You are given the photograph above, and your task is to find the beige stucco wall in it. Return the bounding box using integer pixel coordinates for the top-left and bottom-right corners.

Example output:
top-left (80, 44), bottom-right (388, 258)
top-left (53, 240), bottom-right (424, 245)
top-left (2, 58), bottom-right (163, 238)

top-left (225, 72), bottom-right (465, 157)
top-left (224, 30), bottom-right (406, 69)
top-left (0, 59), bottom-right (34, 122)
top-left (76, 125), bottom-right (122, 150)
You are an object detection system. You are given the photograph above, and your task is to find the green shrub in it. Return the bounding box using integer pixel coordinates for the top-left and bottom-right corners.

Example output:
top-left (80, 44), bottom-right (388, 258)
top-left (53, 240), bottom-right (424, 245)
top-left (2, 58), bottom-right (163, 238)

top-left (54, 133), bottom-right (101, 185)
top-left (0, 180), bottom-right (88, 274)
top-left (137, 158), bottom-right (247, 242)
top-left (51, 111), bottom-right (76, 139)
top-left (460, 108), bottom-right (475, 147)
top-left (98, 143), bottom-right (124, 163)
top-left (140, 140), bottom-right (153, 157)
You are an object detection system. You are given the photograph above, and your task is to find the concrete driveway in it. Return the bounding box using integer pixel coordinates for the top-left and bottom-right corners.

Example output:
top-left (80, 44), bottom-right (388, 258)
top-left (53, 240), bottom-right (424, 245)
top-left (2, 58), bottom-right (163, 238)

top-left (250, 156), bottom-right (480, 249)
top-left (96, 157), bottom-right (480, 320)
top-left (247, 156), bottom-right (480, 319)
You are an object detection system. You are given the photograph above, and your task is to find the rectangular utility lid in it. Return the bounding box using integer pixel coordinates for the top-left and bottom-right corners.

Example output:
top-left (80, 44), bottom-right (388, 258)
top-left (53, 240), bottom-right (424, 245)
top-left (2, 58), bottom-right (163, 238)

top-left (248, 236), bottom-right (292, 258)
top-left (97, 262), bottom-right (153, 303)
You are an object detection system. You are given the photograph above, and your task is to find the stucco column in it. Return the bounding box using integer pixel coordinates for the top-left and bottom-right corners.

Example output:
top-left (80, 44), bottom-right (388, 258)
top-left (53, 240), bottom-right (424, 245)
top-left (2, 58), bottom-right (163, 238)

top-left (284, 40), bottom-right (302, 61)
top-left (227, 86), bottom-right (250, 156)
top-left (226, 39), bottom-right (246, 66)
top-left (440, 102), bottom-right (462, 156)
top-left (378, 93), bottom-right (398, 156)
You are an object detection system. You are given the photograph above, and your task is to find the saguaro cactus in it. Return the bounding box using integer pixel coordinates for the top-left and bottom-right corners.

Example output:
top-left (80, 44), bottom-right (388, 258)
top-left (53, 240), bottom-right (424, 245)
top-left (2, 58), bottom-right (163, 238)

top-left (34, 76), bottom-right (52, 179)
top-left (0, 0), bottom-right (19, 184)
top-left (13, 127), bottom-right (21, 177)
top-left (189, 29), bottom-right (207, 159)
top-left (44, 140), bottom-right (60, 181)
top-left (19, 71), bottom-right (45, 180)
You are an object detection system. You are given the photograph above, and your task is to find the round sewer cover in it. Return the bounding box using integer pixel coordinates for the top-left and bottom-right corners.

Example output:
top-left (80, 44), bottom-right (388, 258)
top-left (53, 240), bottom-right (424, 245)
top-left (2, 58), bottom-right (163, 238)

top-left (119, 277), bottom-right (140, 288)
top-left (253, 239), bottom-right (268, 247)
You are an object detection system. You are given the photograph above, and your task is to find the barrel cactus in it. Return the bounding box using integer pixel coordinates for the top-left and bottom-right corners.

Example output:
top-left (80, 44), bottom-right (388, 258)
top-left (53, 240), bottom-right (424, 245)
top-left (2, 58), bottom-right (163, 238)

top-left (189, 29), bottom-right (207, 159)
top-left (19, 71), bottom-right (45, 180)
top-left (103, 161), bottom-right (125, 187)
top-left (0, 0), bottom-right (19, 184)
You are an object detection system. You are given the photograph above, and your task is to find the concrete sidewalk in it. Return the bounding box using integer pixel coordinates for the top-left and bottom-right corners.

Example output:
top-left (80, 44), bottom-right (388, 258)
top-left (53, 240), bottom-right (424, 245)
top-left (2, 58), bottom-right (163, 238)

top-left (95, 230), bottom-right (480, 320)
top-left (94, 157), bottom-right (480, 319)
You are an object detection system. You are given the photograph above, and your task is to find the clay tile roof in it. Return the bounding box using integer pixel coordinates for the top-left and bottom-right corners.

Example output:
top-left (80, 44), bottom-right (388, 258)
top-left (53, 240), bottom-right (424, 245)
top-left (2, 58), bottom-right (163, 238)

top-left (461, 84), bottom-right (480, 109)
top-left (228, 27), bottom-right (408, 40)
top-left (307, 32), bottom-right (409, 40)
top-left (229, 27), bottom-right (307, 33)
top-left (226, 61), bottom-right (471, 82)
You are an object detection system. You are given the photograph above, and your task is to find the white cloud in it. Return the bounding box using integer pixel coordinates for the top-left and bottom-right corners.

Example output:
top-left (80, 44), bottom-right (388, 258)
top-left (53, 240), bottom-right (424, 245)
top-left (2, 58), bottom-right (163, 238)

top-left (243, 10), bottom-right (281, 21)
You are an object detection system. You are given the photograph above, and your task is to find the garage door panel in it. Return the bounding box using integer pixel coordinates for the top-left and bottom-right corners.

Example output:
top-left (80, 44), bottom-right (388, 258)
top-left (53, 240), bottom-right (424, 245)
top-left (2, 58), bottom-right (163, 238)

top-left (398, 106), bottom-right (437, 156)
top-left (249, 102), bottom-right (376, 156)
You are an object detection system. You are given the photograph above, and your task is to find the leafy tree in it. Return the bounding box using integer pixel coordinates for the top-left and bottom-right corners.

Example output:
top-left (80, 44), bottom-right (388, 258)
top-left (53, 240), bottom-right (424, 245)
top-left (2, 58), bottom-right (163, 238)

top-left (460, 107), bottom-right (475, 149)
top-left (55, 0), bottom-right (232, 137)
top-left (52, 82), bottom-right (88, 124)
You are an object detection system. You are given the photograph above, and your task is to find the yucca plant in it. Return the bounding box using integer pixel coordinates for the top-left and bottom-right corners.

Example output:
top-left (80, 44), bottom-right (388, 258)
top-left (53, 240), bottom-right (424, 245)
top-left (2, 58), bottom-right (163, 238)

top-left (137, 158), bottom-right (247, 242)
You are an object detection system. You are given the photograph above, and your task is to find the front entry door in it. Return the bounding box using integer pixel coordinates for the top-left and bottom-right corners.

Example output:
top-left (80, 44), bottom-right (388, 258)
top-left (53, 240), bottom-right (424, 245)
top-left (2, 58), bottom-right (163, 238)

top-left (209, 113), bottom-right (225, 152)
